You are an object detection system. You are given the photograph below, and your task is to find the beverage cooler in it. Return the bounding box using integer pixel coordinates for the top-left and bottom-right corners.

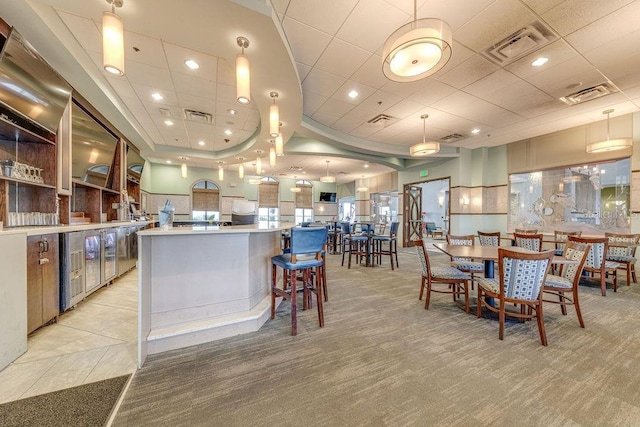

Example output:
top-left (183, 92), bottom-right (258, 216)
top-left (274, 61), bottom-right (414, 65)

top-left (83, 228), bottom-right (118, 297)
top-left (60, 231), bottom-right (85, 311)
top-left (117, 225), bottom-right (140, 276)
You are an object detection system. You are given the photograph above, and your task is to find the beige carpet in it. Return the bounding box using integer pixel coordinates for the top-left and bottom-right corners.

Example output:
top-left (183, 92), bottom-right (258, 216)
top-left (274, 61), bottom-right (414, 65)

top-left (113, 247), bottom-right (640, 426)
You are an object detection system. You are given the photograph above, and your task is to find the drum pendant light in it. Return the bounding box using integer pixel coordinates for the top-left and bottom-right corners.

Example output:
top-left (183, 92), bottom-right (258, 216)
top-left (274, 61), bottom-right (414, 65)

top-left (103, 0), bottom-right (125, 76)
top-left (236, 37), bottom-right (251, 104)
top-left (269, 92), bottom-right (280, 138)
top-left (410, 114), bottom-right (440, 156)
top-left (586, 109), bottom-right (633, 153)
top-left (238, 157), bottom-right (245, 179)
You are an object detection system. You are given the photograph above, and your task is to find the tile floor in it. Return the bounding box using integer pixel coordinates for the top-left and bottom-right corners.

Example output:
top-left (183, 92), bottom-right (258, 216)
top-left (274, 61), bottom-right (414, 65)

top-left (0, 269), bottom-right (137, 404)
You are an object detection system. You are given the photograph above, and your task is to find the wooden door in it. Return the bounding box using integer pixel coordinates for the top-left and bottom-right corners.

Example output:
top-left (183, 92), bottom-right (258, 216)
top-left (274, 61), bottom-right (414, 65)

top-left (403, 185), bottom-right (422, 247)
top-left (41, 234), bottom-right (59, 326)
top-left (26, 236), bottom-right (43, 334)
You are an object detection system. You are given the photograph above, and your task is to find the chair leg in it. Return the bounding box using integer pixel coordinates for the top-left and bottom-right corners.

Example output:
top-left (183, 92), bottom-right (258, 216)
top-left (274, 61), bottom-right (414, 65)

top-left (394, 241), bottom-right (399, 268)
top-left (632, 264), bottom-right (637, 283)
top-left (463, 281), bottom-right (469, 314)
top-left (573, 287), bottom-right (585, 328)
top-left (424, 279), bottom-right (432, 310)
top-left (558, 291), bottom-right (567, 315)
top-left (477, 286), bottom-right (483, 318)
top-left (627, 264), bottom-right (631, 286)
top-left (290, 268), bottom-right (297, 336)
top-left (271, 264), bottom-right (277, 319)
top-left (535, 302), bottom-right (548, 346)
top-left (316, 267), bottom-right (324, 328)
top-left (498, 300), bottom-right (505, 341)
top-left (419, 276), bottom-right (426, 300)
top-left (600, 273), bottom-right (607, 297)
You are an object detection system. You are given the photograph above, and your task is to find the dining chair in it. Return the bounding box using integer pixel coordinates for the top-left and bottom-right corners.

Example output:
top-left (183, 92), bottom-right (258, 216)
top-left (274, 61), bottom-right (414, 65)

top-left (476, 248), bottom-right (554, 345)
top-left (553, 230), bottom-right (581, 256)
top-left (543, 240), bottom-right (590, 328)
top-left (372, 221), bottom-right (399, 270)
top-left (415, 239), bottom-right (470, 313)
top-left (568, 236), bottom-right (619, 296)
top-left (340, 222), bottom-right (369, 268)
top-left (513, 232), bottom-right (544, 252)
top-left (271, 226), bottom-right (328, 335)
top-left (604, 232), bottom-right (639, 286)
top-left (446, 234), bottom-right (484, 279)
top-left (515, 228), bottom-right (538, 234)
top-left (477, 231), bottom-right (500, 246)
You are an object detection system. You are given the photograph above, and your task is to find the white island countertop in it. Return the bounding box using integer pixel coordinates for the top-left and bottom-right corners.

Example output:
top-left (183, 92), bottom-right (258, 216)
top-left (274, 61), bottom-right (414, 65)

top-left (138, 222), bottom-right (296, 236)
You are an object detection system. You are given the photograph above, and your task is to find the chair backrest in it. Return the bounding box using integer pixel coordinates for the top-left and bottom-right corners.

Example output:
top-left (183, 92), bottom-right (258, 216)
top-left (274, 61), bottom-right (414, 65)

top-left (478, 231), bottom-right (500, 246)
top-left (498, 248), bottom-right (553, 301)
top-left (568, 236), bottom-right (608, 270)
top-left (515, 228), bottom-right (538, 234)
top-left (554, 230), bottom-right (581, 254)
top-left (389, 221), bottom-right (399, 236)
top-left (559, 241), bottom-right (591, 285)
top-left (360, 223), bottom-right (373, 234)
top-left (514, 232), bottom-right (543, 252)
top-left (301, 222), bottom-right (311, 227)
top-left (425, 222), bottom-right (437, 232)
top-left (605, 233), bottom-right (639, 257)
top-left (447, 234), bottom-right (475, 262)
top-left (415, 239), bottom-right (431, 277)
top-left (340, 222), bottom-right (352, 235)
top-left (289, 227), bottom-right (328, 260)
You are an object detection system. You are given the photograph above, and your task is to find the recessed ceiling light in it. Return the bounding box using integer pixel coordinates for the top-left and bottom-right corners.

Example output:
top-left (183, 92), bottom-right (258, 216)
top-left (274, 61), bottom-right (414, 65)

top-left (151, 92), bottom-right (163, 101)
top-left (348, 90), bottom-right (358, 99)
top-left (227, 109), bottom-right (237, 115)
top-left (224, 129), bottom-right (232, 136)
top-left (531, 57), bottom-right (548, 67)
top-left (471, 128), bottom-right (480, 134)
top-left (165, 160), bottom-right (172, 164)
top-left (164, 120), bottom-right (174, 126)
top-left (184, 59), bottom-right (199, 70)
top-left (363, 163), bottom-right (369, 168)
top-left (198, 140), bottom-right (205, 146)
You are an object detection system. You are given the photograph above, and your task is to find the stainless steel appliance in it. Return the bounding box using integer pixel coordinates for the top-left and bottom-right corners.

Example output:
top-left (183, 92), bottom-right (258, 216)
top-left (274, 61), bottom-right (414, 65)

top-left (117, 225), bottom-right (140, 276)
top-left (84, 228), bottom-right (117, 296)
top-left (60, 231), bottom-right (85, 311)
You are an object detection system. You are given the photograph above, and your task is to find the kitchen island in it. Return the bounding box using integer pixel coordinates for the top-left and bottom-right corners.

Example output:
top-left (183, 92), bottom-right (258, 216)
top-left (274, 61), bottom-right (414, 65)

top-left (137, 222), bottom-right (295, 367)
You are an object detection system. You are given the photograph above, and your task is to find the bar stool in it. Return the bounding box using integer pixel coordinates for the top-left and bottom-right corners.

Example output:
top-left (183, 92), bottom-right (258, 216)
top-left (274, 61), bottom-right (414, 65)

top-left (372, 221), bottom-right (399, 269)
top-left (341, 222), bottom-right (369, 268)
top-left (271, 226), bottom-right (328, 335)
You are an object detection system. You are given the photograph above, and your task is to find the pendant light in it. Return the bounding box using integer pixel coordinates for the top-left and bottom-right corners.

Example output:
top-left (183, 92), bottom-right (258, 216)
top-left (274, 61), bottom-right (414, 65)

top-left (269, 144), bottom-right (276, 167)
top-left (180, 157), bottom-right (187, 179)
top-left (218, 161), bottom-right (224, 181)
top-left (236, 37), bottom-right (251, 104)
top-left (103, 0), bottom-right (125, 76)
top-left (237, 157), bottom-right (245, 179)
top-left (382, 0), bottom-right (452, 82)
top-left (269, 92), bottom-right (280, 138)
top-left (320, 160), bottom-right (336, 183)
top-left (255, 150), bottom-right (262, 175)
top-left (410, 114), bottom-right (440, 156)
top-left (356, 175), bottom-right (368, 192)
top-left (275, 134), bottom-right (284, 156)
top-left (586, 109), bottom-right (633, 153)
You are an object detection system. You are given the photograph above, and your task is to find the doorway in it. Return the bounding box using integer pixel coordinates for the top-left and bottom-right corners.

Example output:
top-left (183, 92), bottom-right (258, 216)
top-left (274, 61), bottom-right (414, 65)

top-left (403, 177), bottom-right (450, 247)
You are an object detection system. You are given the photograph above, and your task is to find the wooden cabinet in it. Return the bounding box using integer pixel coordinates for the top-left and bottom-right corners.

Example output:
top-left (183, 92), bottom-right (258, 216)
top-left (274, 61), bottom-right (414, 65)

top-left (26, 234), bottom-right (60, 334)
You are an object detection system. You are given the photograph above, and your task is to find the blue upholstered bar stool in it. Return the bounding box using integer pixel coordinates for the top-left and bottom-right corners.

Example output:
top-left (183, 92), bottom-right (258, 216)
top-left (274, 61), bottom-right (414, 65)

top-left (372, 221), bottom-right (400, 269)
top-left (341, 222), bottom-right (369, 268)
top-left (271, 226), bottom-right (328, 335)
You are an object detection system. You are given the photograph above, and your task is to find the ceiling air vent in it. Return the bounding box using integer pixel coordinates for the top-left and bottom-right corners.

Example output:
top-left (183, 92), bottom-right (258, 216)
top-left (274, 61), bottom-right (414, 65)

top-left (184, 109), bottom-right (213, 123)
top-left (481, 21), bottom-right (557, 66)
top-left (289, 166), bottom-right (303, 171)
top-left (366, 113), bottom-right (396, 127)
top-left (440, 133), bottom-right (466, 143)
top-left (159, 108), bottom-right (171, 117)
top-left (559, 82), bottom-right (619, 106)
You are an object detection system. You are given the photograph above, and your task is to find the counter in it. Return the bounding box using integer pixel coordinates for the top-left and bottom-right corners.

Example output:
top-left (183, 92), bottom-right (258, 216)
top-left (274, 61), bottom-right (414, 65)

top-left (137, 222), bottom-right (295, 367)
top-left (0, 233), bottom-right (27, 371)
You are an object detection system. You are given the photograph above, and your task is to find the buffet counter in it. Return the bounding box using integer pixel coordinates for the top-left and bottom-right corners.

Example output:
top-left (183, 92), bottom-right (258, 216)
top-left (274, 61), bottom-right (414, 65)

top-left (137, 222), bottom-right (295, 367)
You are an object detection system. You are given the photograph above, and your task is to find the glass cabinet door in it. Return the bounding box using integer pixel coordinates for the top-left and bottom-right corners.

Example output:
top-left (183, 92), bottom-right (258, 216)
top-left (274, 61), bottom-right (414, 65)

top-left (103, 229), bottom-right (117, 283)
top-left (84, 232), bottom-right (101, 293)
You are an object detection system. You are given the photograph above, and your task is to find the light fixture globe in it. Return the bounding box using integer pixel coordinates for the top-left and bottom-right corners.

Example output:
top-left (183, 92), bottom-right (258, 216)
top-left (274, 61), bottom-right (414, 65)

top-left (410, 114), bottom-right (440, 157)
top-left (102, 0), bottom-right (125, 76)
top-left (320, 160), bottom-right (336, 183)
top-left (382, 17), bottom-right (452, 82)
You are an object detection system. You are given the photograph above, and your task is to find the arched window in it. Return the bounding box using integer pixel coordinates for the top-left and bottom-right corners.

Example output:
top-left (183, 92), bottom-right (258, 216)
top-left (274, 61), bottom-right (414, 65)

top-left (84, 164), bottom-right (110, 186)
top-left (295, 179), bottom-right (313, 224)
top-left (258, 177), bottom-right (279, 226)
top-left (191, 180), bottom-right (220, 220)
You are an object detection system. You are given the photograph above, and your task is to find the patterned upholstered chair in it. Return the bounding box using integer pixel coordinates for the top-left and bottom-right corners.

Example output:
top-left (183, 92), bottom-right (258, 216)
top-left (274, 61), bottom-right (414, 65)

top-left (415, 239), bottom-right (470, 313)
top-left (478, 231), bottom-right (500, 246)
top-left (568, 236), bottom-right (619, 296)
top-left (604, 233), bottom-right (639, 286)
top-left (271, 226), bottom-right (328, 335)
top-left (514, 232), bottom-right (544, 252)
top-left (446, 234), bottom-right (484, 279)
top-left (476, 248), bottom-right (554, 345)
top-left (553, 230), bottom-right (581, 256)
top-left (543, 240), bottom-right (590, 328)
top-left (372, 221), bottom-right (400, 270)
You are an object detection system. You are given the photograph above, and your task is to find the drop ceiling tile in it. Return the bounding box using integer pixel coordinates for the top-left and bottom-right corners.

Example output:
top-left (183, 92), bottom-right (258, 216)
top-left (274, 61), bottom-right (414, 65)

top-left (271, 0), bottom-right (291, 14)
top-left (336, 0), bottom-right (409, 53)
top-left (118, 95), bottom-right (147, 114)
top-left (334, 80), bottom-right (377, 105)
top-left (133, 84), bottom-right (179, 107)
top-left (124, 32), bottom-right (169, 69)
top-left (314, 38), bottom-right (370, 79)
top-left (525, 56), bottom-right (605, 97)
top-left (349, 124), bottom-right (380, 139)
top-left (541, 0), bottom-right (635, 37)
top-left (215, 83), bottom-right (237, 104)
top-left (216, 102), bottom-right (253, 122)
top-left (504, 39), bottom-right (578, 80)
top-left (315, 98), bottom-right (355, 118)
top-left (310, 112), bottom-right (340, 127)
top-left (106, 75), bottom-right (138, 99)
top-left (302, 91), bottom-right (328, 116)
top-left (178, 94), bottom-right (216, 116)
top-left (302, 68), bottom-right (346, 98)
top-left (437, 54), bottom-right (500, 89)
top-left (172, 73), bottom-right (216, 100)
top-left (142, 102), bottom-right (182, 119)
top-left (285, 0), bottom-right (358, 35)
top-left (163, 42), bottom-right (218, 81)
top-left (454, 0), bottom-right (537, 53)
top-left (383, 99), bottom-right (424, 120)
top-left (406, 80), bottom-right (458, 106)
top-left (350, 54), bottom-right (389, 89)
top-left (124, 62), bottom-right (174, 90)
top-left (586, 43), bottom-right (640, 90)
top-left (419, 0), bottom-right (496, 32)
top-left (57, 11), bottom-right (102, 53)
top-left (381, 79), bottom-right (433, 99)
top-left (461, 69), bottom-right (521, 99)
top-left (295, 62), bottom-right (312, 82)
top-left (185, 121), bottom-right (217, 140)
top-left (282, 17), bottom-right (333, 67)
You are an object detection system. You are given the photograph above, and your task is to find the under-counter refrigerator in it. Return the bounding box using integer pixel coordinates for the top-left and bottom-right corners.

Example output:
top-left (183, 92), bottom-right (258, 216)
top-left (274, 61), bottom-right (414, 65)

top-left (60, 231), bottom-right (85, 311)
top-left (84, 228), bottom-right (118, 296)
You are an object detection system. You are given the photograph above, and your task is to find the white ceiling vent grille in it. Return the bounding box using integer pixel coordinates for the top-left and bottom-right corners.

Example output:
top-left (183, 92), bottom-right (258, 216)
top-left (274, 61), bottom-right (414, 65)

top-left (159, 108), bottom-right (171, 117)
top-left (440, 133), bottom-right (466, 143)
top-left (184, 109), bottom-right (213, 123)
top-left (559, 83), bottom-right (619, 105)
top-left (366, 113), bottom-right (396, 127)
top-left (289, 166), bottom-right (303, 171)
top-left (481, 21), bottom-right (557, 66)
